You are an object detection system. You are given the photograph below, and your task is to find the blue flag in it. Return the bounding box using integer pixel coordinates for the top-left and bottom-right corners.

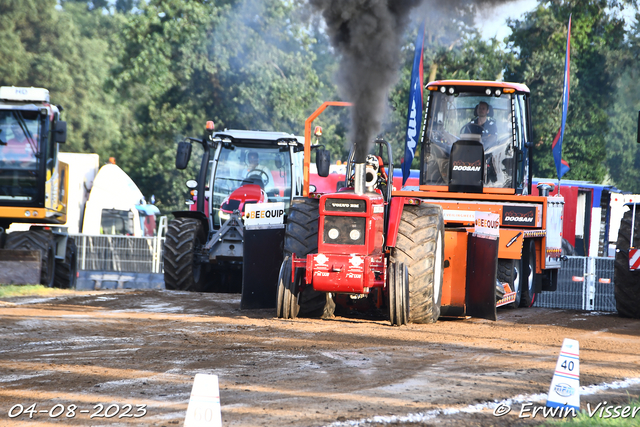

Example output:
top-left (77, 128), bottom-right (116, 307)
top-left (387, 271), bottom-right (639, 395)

top-left (402, 22), bottom-right (425, 187)
top-left (552, 15), bottom-right (571, 179)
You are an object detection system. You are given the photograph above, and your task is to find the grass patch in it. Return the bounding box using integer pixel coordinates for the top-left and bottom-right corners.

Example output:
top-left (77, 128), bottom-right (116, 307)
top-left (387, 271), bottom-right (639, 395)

top-left (0, 285), bottom-right (74, 298)
top-left (545, 398), bottom-right (640, 426)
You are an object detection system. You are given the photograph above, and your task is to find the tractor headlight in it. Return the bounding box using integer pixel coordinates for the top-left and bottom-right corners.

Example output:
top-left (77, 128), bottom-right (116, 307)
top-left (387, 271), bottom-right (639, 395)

top-left (219, 210), bottom-right (230, 221)
top-left (328, 228), bottom-right (339, 240)
top-left (323, 216), bottom-right (365, 245)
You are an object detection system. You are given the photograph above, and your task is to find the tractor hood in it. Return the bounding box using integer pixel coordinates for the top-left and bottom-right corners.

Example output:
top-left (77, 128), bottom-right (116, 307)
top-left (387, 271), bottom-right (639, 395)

top-left (220, 184), bottom-right (266, 214)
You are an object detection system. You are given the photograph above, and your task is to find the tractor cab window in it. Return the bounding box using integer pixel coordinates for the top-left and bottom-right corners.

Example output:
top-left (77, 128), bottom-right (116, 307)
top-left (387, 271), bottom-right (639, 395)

top-left (514, 94), bottom-right (530, 193)
top-left (423, 91), bottom-right (515, 189)
top-left (100, 209), bottom-right (134, 235)
top-left (211, 145), bottom-right (291, 227)
top-left (0, 110), bottom-right (42, 204)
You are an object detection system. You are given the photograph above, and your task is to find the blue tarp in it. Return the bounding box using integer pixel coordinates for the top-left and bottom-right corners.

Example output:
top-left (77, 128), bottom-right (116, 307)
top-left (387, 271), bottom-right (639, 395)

top-left (393, 169), bottom-right (419, 179)
top-left (135, 204), bottom-right (160, 216)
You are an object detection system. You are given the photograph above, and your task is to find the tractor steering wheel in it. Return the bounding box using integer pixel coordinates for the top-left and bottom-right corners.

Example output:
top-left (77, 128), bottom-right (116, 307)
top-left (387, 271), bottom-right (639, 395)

top-left (246, 169), bottom-right (270, 188)
top-left (460, 123), bottom-right (486, 136)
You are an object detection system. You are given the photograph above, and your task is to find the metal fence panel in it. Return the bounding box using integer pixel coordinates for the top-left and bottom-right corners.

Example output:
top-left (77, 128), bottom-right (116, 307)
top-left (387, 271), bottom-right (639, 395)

top-left (593, 257), bottom-right (616, 312)
top-left (535, 256), bottom-right (586, 310)
top-left (72, 234), bottom-right (165, 273)
top-left (534, 256), bottom-right (616, 312)
top-left (69, 235), bottom-right (619, 312)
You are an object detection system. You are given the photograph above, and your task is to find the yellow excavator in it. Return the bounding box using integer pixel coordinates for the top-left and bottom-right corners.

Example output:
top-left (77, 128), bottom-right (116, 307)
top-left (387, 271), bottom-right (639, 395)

top-left (0, 86), bottom-right (77, 287)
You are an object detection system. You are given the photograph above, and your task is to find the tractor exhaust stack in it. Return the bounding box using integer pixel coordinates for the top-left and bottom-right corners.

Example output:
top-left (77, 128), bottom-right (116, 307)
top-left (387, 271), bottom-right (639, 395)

top-left (354, 163), bottom-right (366, 195)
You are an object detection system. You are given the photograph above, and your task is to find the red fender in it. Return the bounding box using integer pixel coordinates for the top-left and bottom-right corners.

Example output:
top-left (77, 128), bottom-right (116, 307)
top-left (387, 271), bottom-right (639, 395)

top-left (385, 197), bottom-right (406, 248)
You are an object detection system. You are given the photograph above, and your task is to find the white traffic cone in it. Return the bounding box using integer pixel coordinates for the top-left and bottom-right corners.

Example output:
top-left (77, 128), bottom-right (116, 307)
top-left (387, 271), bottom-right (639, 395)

top-left (184, 374), bottom-right (222, 427)
top-left (546, 338), bottom-right (580, 412)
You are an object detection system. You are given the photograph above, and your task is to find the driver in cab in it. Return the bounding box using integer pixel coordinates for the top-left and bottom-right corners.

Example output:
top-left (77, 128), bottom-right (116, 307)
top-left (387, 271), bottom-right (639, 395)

top-left (0, 124), bottom-right (37, 166)
top-left (245, 151), bottom-right (274, 191)
top-left (463, 101), bottom-right (497, 142)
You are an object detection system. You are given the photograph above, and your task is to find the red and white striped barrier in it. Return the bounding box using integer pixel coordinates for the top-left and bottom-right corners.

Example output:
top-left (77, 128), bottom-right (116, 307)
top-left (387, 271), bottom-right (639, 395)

top-left (630, 248), bottom-right (640, 271)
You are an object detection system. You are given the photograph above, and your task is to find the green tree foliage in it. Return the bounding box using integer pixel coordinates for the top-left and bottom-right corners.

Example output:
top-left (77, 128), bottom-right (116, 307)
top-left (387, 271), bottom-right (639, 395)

top-left (109, 0), bottom-right (328, 211)
top-left (0, 0), bottom-right (125, 160)
top-left (605, 13), bottom-right (640, 193)
top-left (60, 0), bottom-right (140, 14)
top-left (4, 0), bottom-right (640, 214)
top-left (300, 15), bottom-right (350, 163)
top-left (505, 0), bottom-right (631, 182)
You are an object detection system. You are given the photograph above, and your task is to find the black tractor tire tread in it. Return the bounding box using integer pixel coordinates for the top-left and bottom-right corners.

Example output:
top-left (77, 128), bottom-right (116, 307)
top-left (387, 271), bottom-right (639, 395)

top-left (277, 256), bottom-right (300, 319)
top-left (519, 239), bottom-right (536, 308)
top-left (283, 198), bottom-right (328, 317)
top-left (388, 262), bottom-right (409, 326)
top-left (5, 230), bottom-right (55, 286)
top-left (496, 260), bottom-right (512, 285)
top-left (287, 271), bottom-right (301, 319)
top-left (54, 238), bottom-right (77, 289)
top-left (163, 217), bottom-right (208, 292)
top-left (284, 198), bottom-right (320, 256)
top-left (390, 204), bottom-right (444, 324)
top-left (276, 281), bottom-right (286, 318)
top-left (614, 208), bottom-right (640, 318)
top-left (497, 258), bottom-right (520, 308)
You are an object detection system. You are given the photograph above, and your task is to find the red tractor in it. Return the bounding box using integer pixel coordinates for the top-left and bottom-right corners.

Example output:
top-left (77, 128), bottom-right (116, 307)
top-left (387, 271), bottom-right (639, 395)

top-left (166, 124), bottom-right (331, 308)
top-left (278, 135), bottom-right (445, 324)
top-left (277, 82), bottom-right (565, 325)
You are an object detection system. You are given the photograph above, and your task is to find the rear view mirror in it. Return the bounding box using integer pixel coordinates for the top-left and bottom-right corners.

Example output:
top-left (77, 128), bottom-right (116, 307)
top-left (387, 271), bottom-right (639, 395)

top-left (275, 154), bottom-right (283, 169)
top-left (316, 148), bottom-right (330, 177)
top-left (176, 141), bottom-right (192, 170)
top-left (54, 121), bottom-right (67, 143)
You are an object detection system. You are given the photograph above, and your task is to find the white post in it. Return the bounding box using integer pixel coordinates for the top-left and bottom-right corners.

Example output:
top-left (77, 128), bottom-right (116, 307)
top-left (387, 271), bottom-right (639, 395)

top-left (153, 236), bottom-right (160, 274)
top-left (585, 257), bottom-right (596, 311)
top-left (81, 235), bottom-right (87, 270)
top-left (631, 203), bottom-right (637, 248)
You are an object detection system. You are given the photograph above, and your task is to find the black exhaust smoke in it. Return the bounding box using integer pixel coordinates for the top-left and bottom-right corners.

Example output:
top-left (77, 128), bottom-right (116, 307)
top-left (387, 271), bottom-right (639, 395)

top-left (308, 0), bottom-right (517, 165)
top-left (308, 0), bottom-right (423, 164)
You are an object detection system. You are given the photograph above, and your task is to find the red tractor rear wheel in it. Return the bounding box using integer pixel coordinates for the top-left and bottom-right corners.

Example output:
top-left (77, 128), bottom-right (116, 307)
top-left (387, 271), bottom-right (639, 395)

top-left (283, 198), bottom-right (334, 318)
top-left (390, 204), bottom-right (444, 324)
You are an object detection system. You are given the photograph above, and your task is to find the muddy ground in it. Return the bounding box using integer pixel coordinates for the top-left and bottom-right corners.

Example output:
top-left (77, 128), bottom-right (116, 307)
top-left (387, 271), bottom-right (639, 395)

top-left (0, 289), bottom-right (639, 427)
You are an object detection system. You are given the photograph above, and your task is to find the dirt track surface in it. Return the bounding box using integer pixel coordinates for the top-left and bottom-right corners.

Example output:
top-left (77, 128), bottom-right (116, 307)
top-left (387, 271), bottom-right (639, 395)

top-left (1, 289), bottom-right (640, 427)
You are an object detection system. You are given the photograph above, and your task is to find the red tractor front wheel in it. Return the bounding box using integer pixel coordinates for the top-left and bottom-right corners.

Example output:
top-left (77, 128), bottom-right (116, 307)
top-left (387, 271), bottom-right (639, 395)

top-left (390, 204), bottom-right (444, 324)
top-left (388, 262), bottom-right (409, 326)
top-left (276, 256), bottom-right (300, 319)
